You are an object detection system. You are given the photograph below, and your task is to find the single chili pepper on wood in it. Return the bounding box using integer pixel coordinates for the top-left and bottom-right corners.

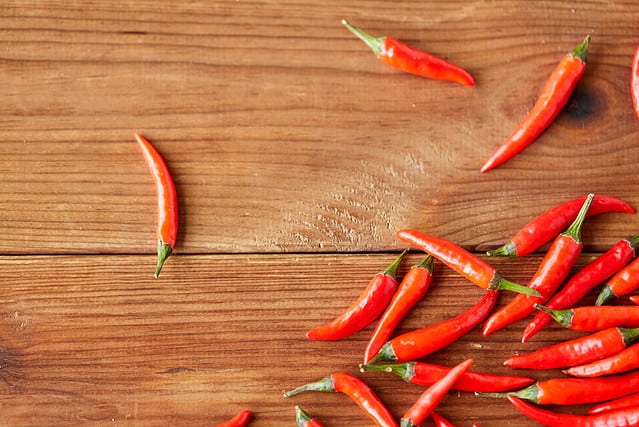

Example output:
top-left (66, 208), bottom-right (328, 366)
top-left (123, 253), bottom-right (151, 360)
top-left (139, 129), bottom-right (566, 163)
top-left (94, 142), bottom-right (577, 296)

top-left (295, 406), bottom-right (325, 427)
top-left (342, 20), bottom-right (475, 86)
top-left (214, 410), bottom-right (252, 427)
top-left (488, 195), bottom-right (634, 257)
top-left (482, 194), bottom-right (594, 337)
top-left (564, 341), bottom-right (639, 377)
top-left (480, 35), bottom-right (590, 172)
top-left (283, 372), bottom-right (398, 427)
top-left (400, 358), bottom-right (474, 427)
top-left (367, 290), bottom-right (498, 365)
top-left (134, 132), bottom-right (178, 278)
top-left (307, 251), bottom-right (405, 341)
top-left (504, 327), bottom-right (639, 370)
top-left (508, 395), bottom-right (639, 427)
top-left (361, 360), bottom-right (534, 392)
top-left (431, 412), bottom-right (456, 427)
top-left (523, 234), bottom-right (639, 342)
top-left (632, 45), bottom-right (639, 121)
top-left (397, 230), bottom-right (538, 296)
top-left (597, 257), bottom-right (639, 305)
top-left (364, 255), bottom-right (434, 364)
top-left (589, 392), bottom-right (639, 415)
top-left (478, 369), bottom-right (639, 405)
top-left (536, 303), bottom-right (639, 331)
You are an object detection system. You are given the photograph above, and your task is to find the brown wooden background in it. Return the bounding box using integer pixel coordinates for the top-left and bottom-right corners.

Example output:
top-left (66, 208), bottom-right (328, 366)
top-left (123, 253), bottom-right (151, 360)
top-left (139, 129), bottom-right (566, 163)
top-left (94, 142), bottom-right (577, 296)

top-left (2, 1), bottom-right (639, 425)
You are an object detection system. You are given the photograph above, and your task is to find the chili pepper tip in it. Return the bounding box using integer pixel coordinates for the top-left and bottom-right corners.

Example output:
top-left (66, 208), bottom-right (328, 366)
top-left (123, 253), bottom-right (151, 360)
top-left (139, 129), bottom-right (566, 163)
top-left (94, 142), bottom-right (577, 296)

top-left (154, 241), bottom-right (173, 278)
top-left (595, 285), bottom-right (615, 306)
top-left (492, 277), bottom-right (541, 297)
top-left (342, 19), bottom-right (384, 58)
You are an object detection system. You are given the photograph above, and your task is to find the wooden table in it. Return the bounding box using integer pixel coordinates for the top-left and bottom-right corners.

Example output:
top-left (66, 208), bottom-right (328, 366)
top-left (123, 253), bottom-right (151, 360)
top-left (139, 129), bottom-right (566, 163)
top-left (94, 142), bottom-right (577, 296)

top-left (3, 1), bottom-right (639, 425)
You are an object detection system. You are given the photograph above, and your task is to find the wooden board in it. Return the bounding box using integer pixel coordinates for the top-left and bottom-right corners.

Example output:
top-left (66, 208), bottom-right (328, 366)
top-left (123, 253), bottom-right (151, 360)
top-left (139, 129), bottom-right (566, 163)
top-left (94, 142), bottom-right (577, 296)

top-left (2, 1), bottom-right (639, 425)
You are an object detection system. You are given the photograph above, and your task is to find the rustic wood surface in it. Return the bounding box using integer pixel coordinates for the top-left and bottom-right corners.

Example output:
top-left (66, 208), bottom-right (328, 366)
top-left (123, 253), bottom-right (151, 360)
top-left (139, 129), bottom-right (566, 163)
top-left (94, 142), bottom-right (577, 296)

top-left (2, 1), bottom-right (639, 425)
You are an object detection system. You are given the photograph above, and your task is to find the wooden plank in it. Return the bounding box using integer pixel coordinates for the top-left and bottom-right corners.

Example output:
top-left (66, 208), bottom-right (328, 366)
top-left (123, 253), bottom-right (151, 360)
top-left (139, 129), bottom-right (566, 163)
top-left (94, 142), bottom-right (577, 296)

top-left (0, 253), bottom-right (613, 425)
top-left (0, 1), bottom-right (638, 254)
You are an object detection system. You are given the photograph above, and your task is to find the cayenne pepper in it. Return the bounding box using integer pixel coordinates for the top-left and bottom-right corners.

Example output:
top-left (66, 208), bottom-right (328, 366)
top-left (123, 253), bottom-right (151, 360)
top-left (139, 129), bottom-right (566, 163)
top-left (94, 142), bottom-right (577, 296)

top-left (480, 35), bottom-right (590, 172)
top-left (364, 255), bottom-right (434, 365)
top-left (342, 20), bottom-right (475, 86)
top-left (508, 395), bottom-right (639, 427)
top-left (535, 303), bottom-right (639, 331)
top-left (307, 251), bottom-right (405, 341)
top-left (366, 290), bottom-right (498, 365)
top-left (596, 256), bottom-right (639, 305)
top-left (283, 372), bottom-right (398, 427)
top-left (134, 132), bottom-right (178, 278)
top-left (400, 358), bottom-right (474, 427)
top-left (482, 194), bottom-right (593, 337)
top-left (362, 360), bottom-right (534, 392)
top-left (504, 326), bottom-right (639, 370)
top-left (214, 410), bottom-right (252, 427)
top-left (431, 412), bottom-right (457, 427)
top-left (589, 392), bottom-right (639, 415)
top-left (396, 230), bottom-right (538, 296)
top-left (523, 234), bottom-right (639, 342)
top-left (295, 406), bottom-right (325, 427)
top-left (564, 341), bottom-right (639, 377)
top-left (632, 45), bottom-right (639, 120)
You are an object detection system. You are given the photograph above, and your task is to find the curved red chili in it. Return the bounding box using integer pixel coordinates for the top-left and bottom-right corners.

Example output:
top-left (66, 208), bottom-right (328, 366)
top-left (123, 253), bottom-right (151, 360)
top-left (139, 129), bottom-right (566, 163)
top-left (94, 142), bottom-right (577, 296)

top-left (400, 358), bottom-right (474, 427)
top-left (508, 395), bottom-right (639, 427)
top-left (307, 251), bottom-right (405, 341)
top-left (295, 406), bottom-right (325, 427)
top-left (342, 20), bottom-right (474, 86)
top-left (482, 194), bottom-right (593, 337)
top-left (564, 341), bottom-right (639, 378)
top-left (597, 256), bottom-right (639, 305)
top-left (367, 290), bottom-right (498, 365)
top-left (536, 303), bottom-right (639, 331)
top-left (523, 234), bottom-right (639, 342)
top-left (214, 410), bottom-right (252, 427)
top-left (480, 35), bottom-right (590, 172)
top-left (504, 327), bottom-right (639, 370)
top-left (361, 360), bottom-right (534, 393)
top-left (479, 370), bottom-right (639, 405)
top-left (364, 255), bottom-right (434, 364)
top-left (632, 45), bottom-right (639, 120)
top-left (431, 412), bottom-right (456, 427)
top-left (283, 372), bottom-right (398, 427)
top-left (488, 195), bottom-right (634, 257)
top-left (397, 230), bottom-right (537, 296)
top-left (589, 392), bottom-right (639, 415)
top-left (134, 132), bottom-right (178, 278)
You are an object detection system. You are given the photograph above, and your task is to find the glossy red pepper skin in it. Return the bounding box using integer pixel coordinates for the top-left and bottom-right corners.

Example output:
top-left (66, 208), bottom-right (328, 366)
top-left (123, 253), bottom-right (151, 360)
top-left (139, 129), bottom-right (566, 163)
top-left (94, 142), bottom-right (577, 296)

top-left (400, 358), bottom-right (474, 427)
top-left (295, 406), bottom-right (325, 427)
top-left (589, 392), bottom-right (639, 415)
top-left (214, 410), bottom-right (252, 427)
top-left (368, 290), bottom-right (498, 364)
top-left (508, 395), bottom-right (639, 427)
top-left (632, 45), bottom-right (639, 120)
top-left (504, 327), bottom-right (639, 370)
top-left (134, 132), bottom-right (178, 279)
top-left (597, 256), bottom-right (639, 305)
top-left (362, 360), bottom-right (534, 393)
top-left (431, 412), bottom-right (456, 427)
top-left (480, 36), bottom-right (590, 172)
top-left (537, 304), bottom-right (639, 331)
top-left (523, 235), bottom-right (639, 342)
top-left (483, 194), bottom-right (593, 337)
top-left (488, 195), bottom-right (634, 257)
top-left (564, 341), bottom-right (639, 377)
top-left (284, 372), bottom-right (398, 427)
top-left (364, 255), bottom-right (434, 364)
top-left (342, 20), bottom-right (474, 86)
top-left (397, 230), bottom-right (537, 296)
top-left (307, 252), bottom-right (405, 341)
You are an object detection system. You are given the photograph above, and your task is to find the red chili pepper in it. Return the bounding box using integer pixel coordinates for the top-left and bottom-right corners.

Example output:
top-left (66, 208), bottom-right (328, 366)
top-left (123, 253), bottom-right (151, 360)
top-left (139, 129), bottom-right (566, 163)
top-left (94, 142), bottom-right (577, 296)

top-left (479, 370), bottom-right (639, 405)
top-left (367, 290), bottom-right (498, 365)
top-left (536, 303), bottom-right (639, 331)
top-left (597, 257), bottom-right (639, 305)
top-left (488, 195), bottom-right (634, 257)
top-left (283, 372), bottom-right (398, 427)
top-left (363, 255), bottom-right (434, 364)
top-left (361, 360), bottom-right (534, 393)
top-left (431, 412), bottom-right (456, 427)
top-left (342, 20), bottom-right (474, 86)
top-left (295, 406), bottom-right (325, 427)
top-left (589, 391), bottom-right (639, 415)
top-left (508, 395), bottom-right (639, 427)
top-left (632, 45), bottom-right (639, 120)
top-left (504, 327), bottom-right (639, 370)
top-left (307, 251), bottom-right (405, 341)
top-left (482, 194), bottom-right (593, 337)
top-left (397, 230), bottom-right (538, 296)
top-left (632, 295), bottom-right (639, 305)
top-left (564, 341), bottom-right (639, 378)
top-left (214, 410), bottom-right (252, 427)
top-left (400, 358), bottom-right (474, 427)
top-left (523, 234), bottom-right (639, 342)
top-left (480, 35), bottom-right (590, 172)
top-left (134, 132), bottom-right (178, 278)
